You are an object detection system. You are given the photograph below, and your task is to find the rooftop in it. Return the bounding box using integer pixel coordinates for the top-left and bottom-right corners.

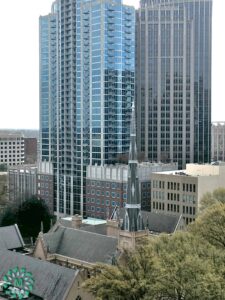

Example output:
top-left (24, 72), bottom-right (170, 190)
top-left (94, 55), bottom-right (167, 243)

top-left (0, 224), bottom-right (25, 251)
top-left (0, 250), bottom-right (77, 300)
top-left (43, 225), bottom-right (118, 264)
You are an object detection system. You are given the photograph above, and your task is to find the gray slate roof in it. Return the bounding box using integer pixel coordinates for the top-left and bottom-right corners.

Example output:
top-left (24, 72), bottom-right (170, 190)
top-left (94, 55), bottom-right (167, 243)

top-left (79, 223), bottom-right (107, 236)
top-left (0, 224), bottom-right (24, 251)
top-left (43, 226), bottom-right (118, 264)
top-left (0, 250), bottom-right (78, 300)
top-left (114, 208), bottom-right (182, 234)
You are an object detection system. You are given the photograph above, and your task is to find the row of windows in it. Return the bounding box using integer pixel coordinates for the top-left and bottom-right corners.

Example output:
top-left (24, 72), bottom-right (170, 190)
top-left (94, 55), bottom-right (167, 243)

top-left (87, 206), bottom-right (105, 213)
top-left (153, 180), bottom-right (196, 193)
top-left (184, 217), bottom-right (195, 225)
top-left (38, 190), bottom-right (49, 196)
top-left (86, 197), bottom-right (124, 207)
top-left (0, 141), bottom-right (23, 145)
top-left (0, 146), bottom-right (23, 150)
top-left (167, 203), bottom-right (180, 213)
top-left (38, 175), bottom-right (51, 181)
top-left (0, 159), bottom-right (23, 162)
top-left (38, 183), bottom-right (49, 188)
top-left (168, 181), bottom-right (180, 190)
top-left (88, 180), bottom-right (126, 190)
top-left (183, 206), bottom-right (196, 216)
top-left (0, 154), bottom-right (23, 158)
top-left (167, 193), bottom-right (180, 201)
top-left (86, 189), bottom-right (127, 199)
top-left (182, 183), bottom-right (196, 192)
top-left (152, 201), bottom-right (165, 211)
top-left (152, 191), bottom-right (165, 200)
top-left (152, 180), bottom-right (165, 189)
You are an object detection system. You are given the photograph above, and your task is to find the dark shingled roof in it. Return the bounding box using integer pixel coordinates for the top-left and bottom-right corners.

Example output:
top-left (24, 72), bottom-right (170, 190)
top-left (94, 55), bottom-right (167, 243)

top-left (43, 226), bottom-right (118, 264)
top-left (79, 223), bottom-right (107, 236)
top-left (114, 208), bottom-right (182, 234)
top-left (0, 250), bottom-right (78, 300)
top-left (0, 224), bottom-right (24, 251)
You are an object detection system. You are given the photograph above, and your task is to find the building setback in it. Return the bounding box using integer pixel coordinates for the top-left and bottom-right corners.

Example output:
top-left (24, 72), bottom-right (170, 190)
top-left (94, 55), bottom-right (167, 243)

top-left (211, 122), bottom-right (225, 162)
top-left (9, 165), bottom-right (37, 206)
top-left (136, 0), bottom-right (212, 168)
top-left (39, 0), bottom-right (135, 217)
top-left (37, 161), bottom-right (54, 214)
top-left (151, 163), bottom-right (225, 225)
top-left (24, 137), bottom-right (38, 164)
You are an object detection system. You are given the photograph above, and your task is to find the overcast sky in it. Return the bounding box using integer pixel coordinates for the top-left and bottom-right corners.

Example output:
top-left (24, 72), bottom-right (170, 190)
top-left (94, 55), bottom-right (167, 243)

top-left (0, 0), bottom-right (224, 129)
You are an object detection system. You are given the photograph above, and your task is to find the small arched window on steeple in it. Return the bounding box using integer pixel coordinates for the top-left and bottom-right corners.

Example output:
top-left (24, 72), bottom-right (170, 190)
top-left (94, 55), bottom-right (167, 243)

top-left (124, 210), bottom-right (129, 231)
top-left (137, 211), bottom-right (143, 231)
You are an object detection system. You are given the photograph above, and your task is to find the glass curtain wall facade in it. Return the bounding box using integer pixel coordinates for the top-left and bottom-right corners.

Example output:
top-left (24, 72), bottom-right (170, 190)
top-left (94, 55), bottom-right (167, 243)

top-left (136, 0), bottom-right (212, 168)
top-left (39, 3), bottom-right (58, 163)
top-left (40, 0), bottom-right (135, 217)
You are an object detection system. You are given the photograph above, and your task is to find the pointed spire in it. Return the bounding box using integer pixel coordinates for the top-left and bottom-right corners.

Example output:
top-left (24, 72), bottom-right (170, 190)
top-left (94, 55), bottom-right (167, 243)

top-left (122, 102), bottom-right (144, 232)
top-left (129, 102), bottom-right (138, 162)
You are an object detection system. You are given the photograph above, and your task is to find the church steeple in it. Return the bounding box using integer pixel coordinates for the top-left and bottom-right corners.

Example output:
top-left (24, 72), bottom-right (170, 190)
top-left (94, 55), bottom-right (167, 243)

top-left (123, 103), bottom-right (144, 232)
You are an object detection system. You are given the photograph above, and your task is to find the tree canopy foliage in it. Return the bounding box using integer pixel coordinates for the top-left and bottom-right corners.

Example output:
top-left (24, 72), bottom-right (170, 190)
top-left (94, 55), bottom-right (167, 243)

top-left (84, 201), bottom-right (225, 300)
top-left (189, 203), bottom-right (225, 249)
top-left (199, 187), bottom-right (225, 213)
top-left (0, 164), bottom-right (7, 172)
top-left (0, 197), bottom-right (52, 238)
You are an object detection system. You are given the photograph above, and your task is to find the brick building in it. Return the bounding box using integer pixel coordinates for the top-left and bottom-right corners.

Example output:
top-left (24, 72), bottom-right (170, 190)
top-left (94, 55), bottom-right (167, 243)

top-left (85, 162), bottom-right (177, 219)
top-left (37, 161), bottom-right (54, 214)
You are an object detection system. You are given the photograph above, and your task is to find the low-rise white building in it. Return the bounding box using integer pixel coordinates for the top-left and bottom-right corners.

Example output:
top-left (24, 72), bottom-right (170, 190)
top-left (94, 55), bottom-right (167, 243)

top-left (151, 163), bottom-right (225, 225)
top-left (0, 133), bottom-right (24, 166)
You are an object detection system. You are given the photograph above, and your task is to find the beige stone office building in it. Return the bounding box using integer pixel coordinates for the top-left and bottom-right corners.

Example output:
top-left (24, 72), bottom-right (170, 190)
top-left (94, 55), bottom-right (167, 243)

top-left (151, 163), bottom-right (225, 225)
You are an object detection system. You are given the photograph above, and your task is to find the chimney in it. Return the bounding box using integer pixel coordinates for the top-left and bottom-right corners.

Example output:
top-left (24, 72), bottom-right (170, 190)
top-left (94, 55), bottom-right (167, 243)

top-left (71, 214), bottom-right (83, 229)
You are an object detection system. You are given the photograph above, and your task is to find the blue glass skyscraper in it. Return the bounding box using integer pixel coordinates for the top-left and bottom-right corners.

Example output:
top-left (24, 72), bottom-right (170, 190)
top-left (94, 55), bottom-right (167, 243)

top-left (40, 0), bottom-right (135, 216)
top-left (136, 0), bottom-right (212, 168)
top-left (39, 2), bottom-right (58, 163)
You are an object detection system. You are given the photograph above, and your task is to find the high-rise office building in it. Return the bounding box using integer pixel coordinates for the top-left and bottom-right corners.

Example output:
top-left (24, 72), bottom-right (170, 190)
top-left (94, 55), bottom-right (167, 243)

top-left (40, 0), bottom-right (135, 216)
top-left (136, 0), bottom-right (212, 168)
top-left (39, 2), bottom-right (58, 164)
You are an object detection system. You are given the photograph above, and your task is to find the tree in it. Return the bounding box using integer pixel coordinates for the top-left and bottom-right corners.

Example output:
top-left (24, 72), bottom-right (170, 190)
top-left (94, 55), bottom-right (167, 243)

top-left (84, 246), bottom-right (159, 300)
top-left (84, 232), bottom-right (225, 300)
top-left (16, 197), bottom-right (51, 238)
top-left (0, 197), bottom-right (52, 239)
top-left (199, 188), bottom-right (225, 213)
top-left (189, 203), bottom-right (225, 250)
top-left (0, 206), bottom-right (17, 226)
top-left (149, 232), bottom-right (225, 300)
top-left (0, 164), bottom-right (7, 172)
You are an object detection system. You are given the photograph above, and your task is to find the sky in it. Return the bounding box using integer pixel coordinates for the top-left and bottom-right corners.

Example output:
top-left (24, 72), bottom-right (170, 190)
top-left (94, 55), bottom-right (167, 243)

top-left (0, 0), bottom-right (224, 129)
